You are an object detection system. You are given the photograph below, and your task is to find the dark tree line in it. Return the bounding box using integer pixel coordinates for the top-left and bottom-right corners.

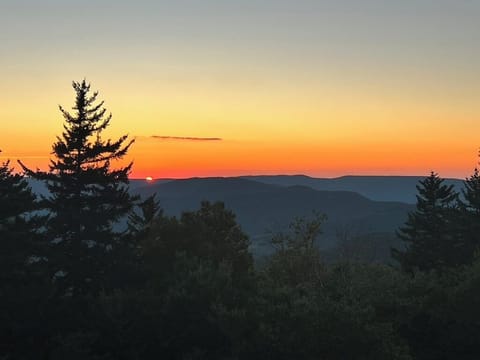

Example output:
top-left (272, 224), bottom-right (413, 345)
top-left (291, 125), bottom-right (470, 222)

top-left (0, 154), bottom-right (39, 288)
top-left (393, 170), bottom-right (480, 272)
top-left (1, 81), bottom-right (480, 359)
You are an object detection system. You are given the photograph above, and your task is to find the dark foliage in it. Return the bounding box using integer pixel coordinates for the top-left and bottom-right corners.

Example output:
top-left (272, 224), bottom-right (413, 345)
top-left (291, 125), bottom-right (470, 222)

top-left (457, 159), bottom-right (480, 263)
top-left (0, 154), bottom-right (50, 360)
top-left (0, 156), bottom-right (39, 286)
top-left (392, 172), bottom-right (460, 272)
top-left (19, 80), bottom-right (138, 297)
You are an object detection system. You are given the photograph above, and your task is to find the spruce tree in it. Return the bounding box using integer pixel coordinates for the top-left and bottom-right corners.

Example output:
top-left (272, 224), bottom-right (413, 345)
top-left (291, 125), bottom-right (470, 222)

top-left (392, 172), bottom-right (458, 272)
top-left (20, 80), bottom-right (137, 296)
top-left (462, 167), bottom-right (480, 214)
top-left (0, 153), bottom-right (39, 287)
top-left (458, 153), bottom-right (480, 262)
top-left (127, 194), bottom-right (161, 240)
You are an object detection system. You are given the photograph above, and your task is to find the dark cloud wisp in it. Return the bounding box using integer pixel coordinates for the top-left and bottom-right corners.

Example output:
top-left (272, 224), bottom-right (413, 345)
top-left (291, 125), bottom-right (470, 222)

top-left (147, 135), bottom-right (223, 142)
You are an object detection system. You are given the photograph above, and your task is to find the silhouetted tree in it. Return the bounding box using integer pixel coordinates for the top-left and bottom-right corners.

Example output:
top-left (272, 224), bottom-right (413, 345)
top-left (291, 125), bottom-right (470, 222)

top-left (462, 167), bottom-right (480, 215)
top-left (457, 153), bottom-right (480, 263)
top-left (0, 153), bottom-right (51, 359)
top-left (20, 80), bottom-right (138, 296)
top-left (250, 215), bottom-right (412, 360)
top-left (128, 194), bottom-right (161, 240)
top-left (265, 213), bottom-right (326, 287)
top-left (127, 201), bottom-right (255, 358)
top-left (392, 172), bottom-right (459, 272)
top-left (143, 201), bottom-right (254, 289)
top-left (0, 153), bottom-right (39, 286)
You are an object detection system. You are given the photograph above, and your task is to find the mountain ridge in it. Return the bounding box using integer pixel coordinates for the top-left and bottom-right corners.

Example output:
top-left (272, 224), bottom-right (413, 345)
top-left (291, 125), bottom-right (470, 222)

top-left (131, 174), bottom-right (465, 203)
top-left (29, 175), bottom-right (444, 255)
top-left (133, 177), bottom-right (413, 253)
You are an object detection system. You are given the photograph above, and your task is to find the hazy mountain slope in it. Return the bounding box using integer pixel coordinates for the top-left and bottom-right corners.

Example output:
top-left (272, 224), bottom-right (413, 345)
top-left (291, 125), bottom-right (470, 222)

top-left (135, 178), bottom-right (413, 252)
top-left (241, 175), bottom-right (464, 203)
top-left (28, 176), bottom-right (414, 254)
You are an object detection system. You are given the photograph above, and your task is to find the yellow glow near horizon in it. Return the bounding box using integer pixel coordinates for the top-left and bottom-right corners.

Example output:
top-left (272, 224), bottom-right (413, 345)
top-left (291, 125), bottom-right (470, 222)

top-left (2, 75), bottom-right (478, 179)
top-left (1, 105), bottom-right (479, 179)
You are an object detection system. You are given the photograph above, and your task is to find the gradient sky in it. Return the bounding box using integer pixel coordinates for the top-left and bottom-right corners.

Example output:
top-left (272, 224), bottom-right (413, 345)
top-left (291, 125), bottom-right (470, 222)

top-left (1, 0), bottom-right (479, 179)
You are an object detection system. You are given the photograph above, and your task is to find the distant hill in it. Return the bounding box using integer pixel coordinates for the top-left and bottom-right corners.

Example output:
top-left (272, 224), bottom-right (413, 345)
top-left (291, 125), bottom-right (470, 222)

top-left (134, 177), bottom-right (413, 254)
top-left (31, 176), bottom-right (447, 255)
top-left (38, 175), bottom-right (465, 204)
top-left (241, 175), bottom-right (464, 203)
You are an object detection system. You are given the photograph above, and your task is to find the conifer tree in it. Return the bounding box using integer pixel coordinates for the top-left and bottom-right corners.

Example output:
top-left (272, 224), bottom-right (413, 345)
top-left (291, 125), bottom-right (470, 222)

top-left (458, 152), bottom-right (480, 261)
top-left (0, 153), bottom-right (38, 287)
top-left (20, 80), bottom-right (138, 296)
top-left (392, 172), bottom-right (458, 272)
top-left (127, 194), bottom-right (161, 240)
top-left (462, 168), bottom-right (480, 214)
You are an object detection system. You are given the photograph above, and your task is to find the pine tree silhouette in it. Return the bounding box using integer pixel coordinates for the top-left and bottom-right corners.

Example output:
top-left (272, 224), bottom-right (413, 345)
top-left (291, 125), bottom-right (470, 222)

top-left (20, 80), bottom-right (138, 296)
top-left (392, 172), bottom-right (459, 272)
top-left (458, 151), bottom-right (480, 262)
top-left (0, 152), bottom-right (39, 287)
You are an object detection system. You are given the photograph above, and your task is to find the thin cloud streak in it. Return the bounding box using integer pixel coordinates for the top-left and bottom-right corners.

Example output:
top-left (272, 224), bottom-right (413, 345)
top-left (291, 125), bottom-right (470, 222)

top-left (140, 135), bottom-right (223, 142)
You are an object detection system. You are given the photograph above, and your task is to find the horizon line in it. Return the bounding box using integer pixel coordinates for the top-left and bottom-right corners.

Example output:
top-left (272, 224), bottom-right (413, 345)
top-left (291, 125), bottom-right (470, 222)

top-left (129, 173), bottom-right (467, 181)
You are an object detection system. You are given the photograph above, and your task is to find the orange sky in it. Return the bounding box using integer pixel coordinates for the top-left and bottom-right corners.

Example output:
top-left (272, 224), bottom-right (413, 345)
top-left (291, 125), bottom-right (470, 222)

top-left (1, 1), bottom-right (479, 179)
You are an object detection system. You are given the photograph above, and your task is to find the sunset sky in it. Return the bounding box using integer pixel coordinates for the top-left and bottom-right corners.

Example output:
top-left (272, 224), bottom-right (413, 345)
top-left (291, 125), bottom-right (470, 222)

top-left (1, 0), bottom-right (479, 179)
